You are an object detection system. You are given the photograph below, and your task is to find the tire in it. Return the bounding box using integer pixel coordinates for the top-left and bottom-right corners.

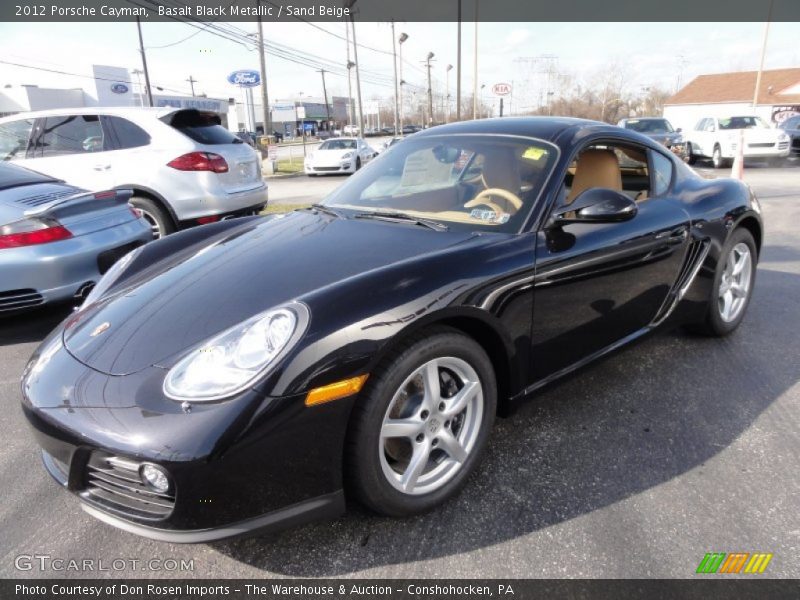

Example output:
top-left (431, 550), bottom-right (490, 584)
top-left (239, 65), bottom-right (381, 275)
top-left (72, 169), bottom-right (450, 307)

top-left (712, 144), bottom-right (729, 169)
top-left (355, 157), bottom-right (362, 171)
top-left (685, 142), bottom-right (697, 165)
top-left (346, 327), bottom-right (496, 516)
top-left (130, 196), bottom-right (174, 239)
top-left (690, 228), bottom-right (757, 336)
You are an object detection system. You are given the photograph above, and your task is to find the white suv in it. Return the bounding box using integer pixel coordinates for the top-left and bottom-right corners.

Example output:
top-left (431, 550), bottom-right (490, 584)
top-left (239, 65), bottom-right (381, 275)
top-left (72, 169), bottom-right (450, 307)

top-left (0, 107), bottom-right (268, 237)
top-left (684, 115), bottom-right (791, 168)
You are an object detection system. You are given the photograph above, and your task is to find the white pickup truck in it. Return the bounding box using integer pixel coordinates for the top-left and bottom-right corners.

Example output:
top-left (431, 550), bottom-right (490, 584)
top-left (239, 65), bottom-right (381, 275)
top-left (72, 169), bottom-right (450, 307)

top-left (684, 115), bottom-right (791, 168)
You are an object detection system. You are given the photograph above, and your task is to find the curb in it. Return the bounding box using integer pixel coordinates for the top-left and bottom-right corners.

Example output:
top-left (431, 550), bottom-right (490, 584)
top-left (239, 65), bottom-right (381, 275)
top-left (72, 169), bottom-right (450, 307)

top-left (264, 172), bottom-right (305, 180)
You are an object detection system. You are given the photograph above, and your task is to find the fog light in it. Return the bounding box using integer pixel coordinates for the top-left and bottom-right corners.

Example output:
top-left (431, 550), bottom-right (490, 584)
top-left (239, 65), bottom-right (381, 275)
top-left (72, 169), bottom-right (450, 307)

top-left (140, 463), bottom-right (170, 493)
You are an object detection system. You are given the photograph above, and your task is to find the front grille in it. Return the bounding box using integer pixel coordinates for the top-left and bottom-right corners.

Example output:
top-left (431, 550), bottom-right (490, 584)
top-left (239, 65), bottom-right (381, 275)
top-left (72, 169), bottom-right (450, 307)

top-left (81, 453), bottom-right (175, 520)
top-left (14, 188), bottom-right (80, 207)
top-left (313, 166), bottom-right (341, 172)
top-left (748, 142), bottom-right (775, 149)
top-left (778, 141), bottom-right (790, 150)
top-left (0, 288), bottom-right (44, 312)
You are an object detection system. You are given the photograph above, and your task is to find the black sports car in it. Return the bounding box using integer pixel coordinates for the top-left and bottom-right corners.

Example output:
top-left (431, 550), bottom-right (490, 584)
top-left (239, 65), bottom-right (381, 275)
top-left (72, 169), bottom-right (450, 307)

top-left (21, 117), bottom-right (762, 542)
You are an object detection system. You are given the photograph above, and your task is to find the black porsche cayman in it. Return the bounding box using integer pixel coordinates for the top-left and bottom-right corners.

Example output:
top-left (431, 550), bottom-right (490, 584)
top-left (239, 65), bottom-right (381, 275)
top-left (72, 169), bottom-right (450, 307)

top-left (21, 117), bottom-right (762, 542)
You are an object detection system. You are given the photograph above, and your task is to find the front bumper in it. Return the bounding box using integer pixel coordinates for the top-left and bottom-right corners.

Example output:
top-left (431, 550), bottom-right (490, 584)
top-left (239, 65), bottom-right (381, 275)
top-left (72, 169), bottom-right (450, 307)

top-left (304, 162), bottom-right (354, 175)
top-left (0, 218), bottom-right (151, 312)
top-left (21, 339), bottom-right (354, 541)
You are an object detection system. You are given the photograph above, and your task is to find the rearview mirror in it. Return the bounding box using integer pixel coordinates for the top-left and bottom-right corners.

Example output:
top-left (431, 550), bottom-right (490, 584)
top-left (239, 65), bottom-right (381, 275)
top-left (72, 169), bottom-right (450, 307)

top-left (551, 188), bottom-right (638, 226)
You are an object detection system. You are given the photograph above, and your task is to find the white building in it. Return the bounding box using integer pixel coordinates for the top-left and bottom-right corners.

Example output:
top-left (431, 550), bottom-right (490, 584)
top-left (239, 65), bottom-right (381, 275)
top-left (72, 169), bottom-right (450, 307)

top-left (664, 68), bottom-right (800, 132)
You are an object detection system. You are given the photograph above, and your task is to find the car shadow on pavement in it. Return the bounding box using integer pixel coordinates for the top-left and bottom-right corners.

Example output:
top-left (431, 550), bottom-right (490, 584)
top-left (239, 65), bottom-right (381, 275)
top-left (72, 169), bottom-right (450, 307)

top-left (0, 304), bottom-right (72, 347)
top-left (212, 266), bottom-right (800, 576)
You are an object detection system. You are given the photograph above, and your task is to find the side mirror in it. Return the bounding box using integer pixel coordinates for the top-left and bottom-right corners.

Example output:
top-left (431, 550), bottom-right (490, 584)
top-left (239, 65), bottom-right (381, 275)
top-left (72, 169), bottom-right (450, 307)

top-left (550, 188), bottom-right (638, 226)
top-left (676, 127), bottom-right (683, 133)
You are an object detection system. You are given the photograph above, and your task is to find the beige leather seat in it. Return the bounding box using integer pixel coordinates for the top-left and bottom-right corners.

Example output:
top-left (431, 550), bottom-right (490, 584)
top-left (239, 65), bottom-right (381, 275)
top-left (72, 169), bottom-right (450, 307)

top-left (565, 149), bottom-right (622, 205)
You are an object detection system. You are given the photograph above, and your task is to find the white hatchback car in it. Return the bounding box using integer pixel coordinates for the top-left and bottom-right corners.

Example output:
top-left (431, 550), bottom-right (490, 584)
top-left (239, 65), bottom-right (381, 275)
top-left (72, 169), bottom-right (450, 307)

top-left (304, 137), bottom-right (377, 175)
top-left (0, 107), bottom-right (268, 237)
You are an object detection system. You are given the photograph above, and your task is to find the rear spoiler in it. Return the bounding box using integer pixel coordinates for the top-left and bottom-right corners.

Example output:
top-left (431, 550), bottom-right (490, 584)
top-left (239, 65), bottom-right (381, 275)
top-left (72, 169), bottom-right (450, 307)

top-left (23, 189), bottom-right (134, 218)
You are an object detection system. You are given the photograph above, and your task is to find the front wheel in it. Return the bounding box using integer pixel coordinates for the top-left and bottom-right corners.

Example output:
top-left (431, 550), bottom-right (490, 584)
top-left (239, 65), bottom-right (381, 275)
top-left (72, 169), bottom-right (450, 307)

top-left (686, 142), bottom-right (697, 165)
top-left (130, 196), bottom-right (174, 239)
top-left (691, 228), bottom-right (757, 336)
top-left (712, 145), bottom-right (729, 169)
top-left (346, 328), bottom-right (496, 516)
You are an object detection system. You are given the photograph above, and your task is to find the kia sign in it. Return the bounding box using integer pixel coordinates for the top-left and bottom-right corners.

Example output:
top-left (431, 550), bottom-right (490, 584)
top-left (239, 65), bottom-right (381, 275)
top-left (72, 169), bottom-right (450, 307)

top-left (492, 83), bottom-right (512, 96)
top-left (227, 70), bottom-right (261, 88)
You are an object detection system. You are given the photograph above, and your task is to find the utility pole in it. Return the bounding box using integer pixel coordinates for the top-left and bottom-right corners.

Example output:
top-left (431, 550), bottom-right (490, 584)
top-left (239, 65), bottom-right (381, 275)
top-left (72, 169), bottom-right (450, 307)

top-left (391, 21), bottom-right (400, 136)
top-left (472, 0), bottom-right (478, 120)
top-left (256, 6), bottom-right (271, 136)
top-left (345, 25), bottom-right (354, 130)
top-left (398, 32), bottom-right (408, 132)
top-left (426, 52), bottom-right (435, 126)
top-left (186, 75), bottom-right (197, 97)
top-left (456, 0), bottom-right (462, 121)
top-left (318, 69), bottom-right (331, 132)
top-left (753, 0), bottom-right (774, 108)
top-left (344, 0), bottom-right (364, 136)
top-left (136, 17), bottom-right (153, 107)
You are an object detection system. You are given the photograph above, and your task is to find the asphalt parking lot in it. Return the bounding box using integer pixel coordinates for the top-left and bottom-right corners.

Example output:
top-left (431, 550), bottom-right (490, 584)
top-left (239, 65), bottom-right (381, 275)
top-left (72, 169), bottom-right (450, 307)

top-left (1, 163), bottom-right (798, 578)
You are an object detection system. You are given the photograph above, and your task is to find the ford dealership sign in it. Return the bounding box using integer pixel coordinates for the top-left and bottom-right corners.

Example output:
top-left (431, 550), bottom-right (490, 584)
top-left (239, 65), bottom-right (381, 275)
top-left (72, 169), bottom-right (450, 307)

top-left (227, 70), bottom-right (261, 88)
top-left (110, 83), bottom-right (129, 94)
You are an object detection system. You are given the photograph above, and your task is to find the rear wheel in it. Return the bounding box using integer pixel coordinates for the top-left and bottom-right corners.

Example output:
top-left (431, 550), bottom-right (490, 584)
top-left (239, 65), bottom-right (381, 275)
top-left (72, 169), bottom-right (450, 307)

top-left (712, 144), bottom-right (728, 169)
top-left (347, 328), bottom-right (496, 516)
top-left (691, 228), bottom-right (756, 336)
top-left (130, 196), bottom-right (174, 239)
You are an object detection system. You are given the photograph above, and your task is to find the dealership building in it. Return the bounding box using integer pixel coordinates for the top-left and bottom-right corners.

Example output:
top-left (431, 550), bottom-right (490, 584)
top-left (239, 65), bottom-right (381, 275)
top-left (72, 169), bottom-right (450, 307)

top-left (664, 68), bottom-right (800, 132)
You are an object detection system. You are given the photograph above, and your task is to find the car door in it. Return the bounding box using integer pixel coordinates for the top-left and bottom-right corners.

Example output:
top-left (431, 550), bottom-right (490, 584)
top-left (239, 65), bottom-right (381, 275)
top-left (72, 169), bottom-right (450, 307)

top-left (24, 114), bottom-right (115, 190)
top-left (530, 140), bottom-right (691, 381)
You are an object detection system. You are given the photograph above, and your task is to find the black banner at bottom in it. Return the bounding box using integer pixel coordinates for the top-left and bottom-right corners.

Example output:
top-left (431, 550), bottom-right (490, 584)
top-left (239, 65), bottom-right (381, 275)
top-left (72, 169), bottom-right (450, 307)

top-left (3, 579), bottom-right (800, 600)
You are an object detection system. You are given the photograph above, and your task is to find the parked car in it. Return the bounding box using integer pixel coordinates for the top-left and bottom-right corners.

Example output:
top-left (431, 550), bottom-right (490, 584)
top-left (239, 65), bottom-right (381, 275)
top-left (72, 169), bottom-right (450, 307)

top-left (377, 136), bottom-right (404, 153)
top-left (777, 115), bottom-right (800, 157)
top-left (0, 162), bottom-right (151, 313)
top-left (402, 124), bottom-right (422, 135)
top-left (0, 108), bottom-right (268, 238)
top-left (304, 137), bottom-right (377, 175)
top-left (617, 117), bottom-right (683, 151)
top-left (343, 125), bottom-right (360, 136)
top-left (683, 115), bottom-right (791, 168)
top-left (21, 117), bottom-right (762, 542)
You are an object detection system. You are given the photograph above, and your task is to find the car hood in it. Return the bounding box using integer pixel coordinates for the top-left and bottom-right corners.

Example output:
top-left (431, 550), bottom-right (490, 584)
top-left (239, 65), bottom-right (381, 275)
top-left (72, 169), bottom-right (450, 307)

top-left (309, 149), bottom-right (354, 163)
top-left (62, 211), bottom-right (476, 376)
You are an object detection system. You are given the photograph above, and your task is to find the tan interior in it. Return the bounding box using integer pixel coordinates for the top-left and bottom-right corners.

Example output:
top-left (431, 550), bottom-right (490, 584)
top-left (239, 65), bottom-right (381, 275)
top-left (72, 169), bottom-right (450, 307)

top-left (565, 149), bottom-right (623, 205)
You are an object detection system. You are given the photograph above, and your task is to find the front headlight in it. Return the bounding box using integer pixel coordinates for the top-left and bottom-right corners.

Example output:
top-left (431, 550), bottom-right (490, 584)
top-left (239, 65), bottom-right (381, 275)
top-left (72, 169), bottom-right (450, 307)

top-left (82, 245), bottom-right (143, 307)
top-left (341, 152), bottom-right (354, 160)
top-left (163, 302), bottom-right (309, 401)
top-left (778, 132), bottom-right (789, 141)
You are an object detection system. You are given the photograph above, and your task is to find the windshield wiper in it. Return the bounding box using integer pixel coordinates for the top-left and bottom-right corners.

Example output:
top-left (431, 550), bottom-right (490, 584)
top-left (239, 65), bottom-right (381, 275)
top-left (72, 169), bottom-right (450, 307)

top-left (354, 210), bottom-right (448, 231)
top-left (306, 204), bottom-right (345, 218)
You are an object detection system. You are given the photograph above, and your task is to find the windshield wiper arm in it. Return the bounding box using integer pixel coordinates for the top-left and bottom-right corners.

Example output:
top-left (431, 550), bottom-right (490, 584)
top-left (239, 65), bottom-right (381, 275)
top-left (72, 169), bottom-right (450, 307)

top-left (354, 210), bottom-right (448, 231)
top-left (307, 204), bottom-right (345, 218)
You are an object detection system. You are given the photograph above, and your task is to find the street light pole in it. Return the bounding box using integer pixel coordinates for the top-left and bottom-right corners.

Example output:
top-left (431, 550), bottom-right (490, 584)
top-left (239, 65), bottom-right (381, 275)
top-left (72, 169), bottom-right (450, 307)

top-left (445, 64), bottom-right (453, 122)
top-left (399, 32), bottom-right (408, 132)
top-left (318, 69), bottom-right (331, 132)
top-left (256, 6), bottom-right (271, 136)
top-left (752, 0), bottom-right (774, 108)
top-left (136, 17), bottom-right (153, 107)
top-left (426, 52), bottom-right (435, 127)
top-left (345, 25), bottom-right (354, 130)
top-left (391, 21), bottom-right (400, 136)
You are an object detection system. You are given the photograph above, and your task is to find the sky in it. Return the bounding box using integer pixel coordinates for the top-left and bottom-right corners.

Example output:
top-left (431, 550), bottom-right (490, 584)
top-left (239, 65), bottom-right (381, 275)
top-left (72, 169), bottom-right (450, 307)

top-left (1, 20), bottom-right (798, 113)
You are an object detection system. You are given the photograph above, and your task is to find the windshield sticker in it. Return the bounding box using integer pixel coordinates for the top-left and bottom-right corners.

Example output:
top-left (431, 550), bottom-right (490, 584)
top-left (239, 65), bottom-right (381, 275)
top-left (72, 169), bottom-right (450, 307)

top-left (470, 209), bottom-right (510, 224)
top-left (522, 147), bottom-right (547, 161)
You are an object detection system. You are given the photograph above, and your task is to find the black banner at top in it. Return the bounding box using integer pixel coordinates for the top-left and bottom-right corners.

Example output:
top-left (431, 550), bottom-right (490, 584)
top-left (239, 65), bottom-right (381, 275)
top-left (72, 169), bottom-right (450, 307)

top-left (2, 0), bottom-right (800, 22)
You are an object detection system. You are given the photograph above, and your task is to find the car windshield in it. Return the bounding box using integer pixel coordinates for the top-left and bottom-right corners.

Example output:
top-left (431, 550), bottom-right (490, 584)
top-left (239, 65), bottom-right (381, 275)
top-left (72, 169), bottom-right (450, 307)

top-left (322, 134), bottom-right (558, 233)
top-left (320, 140), bottom-right (357, 150)
top-left (718, 116), bottom-right (770, 130)
top-left (624, 119), bottom-right (674, 134)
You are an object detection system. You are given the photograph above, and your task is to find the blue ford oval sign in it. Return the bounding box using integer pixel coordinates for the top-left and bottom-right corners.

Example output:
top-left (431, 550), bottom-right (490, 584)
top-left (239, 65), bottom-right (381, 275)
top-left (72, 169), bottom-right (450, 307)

top-left (227, 70), bottom-right (261, 88)
top-left (110, 83), bottom-right (129, 94)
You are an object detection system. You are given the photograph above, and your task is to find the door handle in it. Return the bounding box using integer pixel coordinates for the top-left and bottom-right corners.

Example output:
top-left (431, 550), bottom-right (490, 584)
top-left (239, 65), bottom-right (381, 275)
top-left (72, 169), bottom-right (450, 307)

top-left (656, 227), bottom-right (688, 244)
top-left (93, 164), bottom-right (111, 171)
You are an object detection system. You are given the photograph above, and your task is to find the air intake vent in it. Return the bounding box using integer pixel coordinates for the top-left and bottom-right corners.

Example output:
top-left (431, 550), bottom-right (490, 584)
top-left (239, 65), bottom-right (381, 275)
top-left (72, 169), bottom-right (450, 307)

top-left (14, 188), bottom-right (80, 207)
top-left (81, 453), bottom-right (175, 521)
top-left (0, 288), bottom-right (44, 312)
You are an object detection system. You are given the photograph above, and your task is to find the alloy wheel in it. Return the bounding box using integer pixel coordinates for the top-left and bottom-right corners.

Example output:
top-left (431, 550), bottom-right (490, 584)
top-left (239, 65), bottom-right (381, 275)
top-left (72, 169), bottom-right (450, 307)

top-left (135, 208), bottom-right (162, 238)
top-left (379, 357), bottom-right (484, 496)
top-left (718, 242), bottom-right (753, 322)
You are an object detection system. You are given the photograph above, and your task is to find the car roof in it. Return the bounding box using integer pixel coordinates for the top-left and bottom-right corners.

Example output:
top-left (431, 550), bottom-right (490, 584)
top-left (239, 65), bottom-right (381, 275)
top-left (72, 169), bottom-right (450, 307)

top-left (412, 116), bottom-right (621, 143)
top-left (0, 106), bottom-right (177, 122)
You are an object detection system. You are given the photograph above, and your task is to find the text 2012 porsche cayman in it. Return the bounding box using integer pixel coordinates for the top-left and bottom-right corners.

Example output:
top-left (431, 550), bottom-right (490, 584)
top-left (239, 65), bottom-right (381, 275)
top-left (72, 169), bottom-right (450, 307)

top-left (21, 118), bottom-right (762, 542)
